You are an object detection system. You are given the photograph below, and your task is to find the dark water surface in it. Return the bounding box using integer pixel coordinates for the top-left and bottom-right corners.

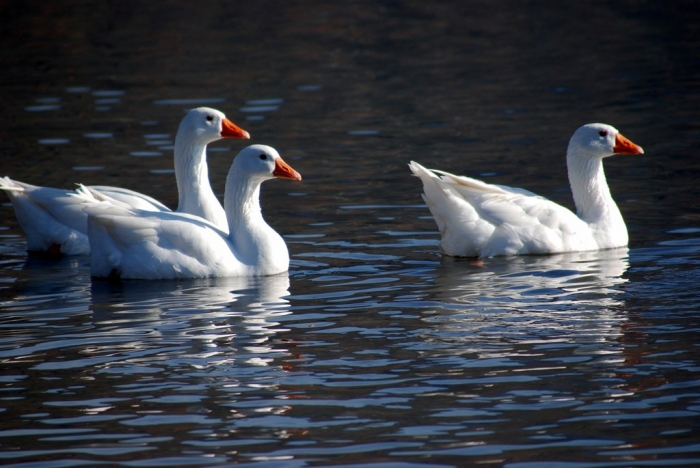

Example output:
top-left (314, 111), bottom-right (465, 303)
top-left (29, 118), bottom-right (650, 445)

top-left (1, 1), bottom-right (699, 467)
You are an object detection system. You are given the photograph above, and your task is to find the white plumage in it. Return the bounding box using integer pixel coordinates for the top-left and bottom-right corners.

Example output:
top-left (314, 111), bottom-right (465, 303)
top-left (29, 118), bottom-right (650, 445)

top-left (81, 145), bottom-right (301, 279)
top-left (1, 107), bottom-right (249, 255)
top-left (410, 123), bottom-right (644, 258)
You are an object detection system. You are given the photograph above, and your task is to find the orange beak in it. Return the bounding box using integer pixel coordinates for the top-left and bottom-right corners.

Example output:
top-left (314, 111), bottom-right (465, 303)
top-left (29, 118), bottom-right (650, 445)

top-left (221, 118), bottom-right (251, 139)
top-left (613, 132), bottom-right (644, 155)
top-left (273, 157), bottom-right (302, 181)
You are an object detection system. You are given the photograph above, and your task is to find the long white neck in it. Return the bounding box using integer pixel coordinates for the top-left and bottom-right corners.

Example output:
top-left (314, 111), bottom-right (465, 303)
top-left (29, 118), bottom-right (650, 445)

top-left (224, 171), bottom-right (288, 269)
top-left (567, 150), bottom-right (627, 245)
top-left (173, 134), bottom-right (227, 230)
top-left (226, 174), bottom-right (264, 233)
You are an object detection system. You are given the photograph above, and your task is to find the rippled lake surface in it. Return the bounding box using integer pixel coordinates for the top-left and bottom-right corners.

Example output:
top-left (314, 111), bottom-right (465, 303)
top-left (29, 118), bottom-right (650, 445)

top-left (1, 1), bottom-right (699, 467)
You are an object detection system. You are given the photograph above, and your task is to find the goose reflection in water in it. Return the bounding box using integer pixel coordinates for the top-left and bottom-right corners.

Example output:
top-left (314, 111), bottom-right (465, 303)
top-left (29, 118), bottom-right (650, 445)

top-left (407, 249), bottom-right (681, 396)
top-left (416, 249), bottom-right (631, 366)
top-left (68, 275), bottom-right (294, 374)
top-left (432, 247), bottom-right (629, 312)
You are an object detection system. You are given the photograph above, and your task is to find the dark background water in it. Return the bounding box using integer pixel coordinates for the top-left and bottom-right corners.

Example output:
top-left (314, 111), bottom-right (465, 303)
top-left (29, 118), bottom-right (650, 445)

top-left (1, 1), bottom-right (699, 467)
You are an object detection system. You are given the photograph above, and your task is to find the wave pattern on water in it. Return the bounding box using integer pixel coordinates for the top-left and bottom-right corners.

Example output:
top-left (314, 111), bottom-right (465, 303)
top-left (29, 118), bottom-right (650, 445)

top-left (2, 228), bottom-right (699, 466)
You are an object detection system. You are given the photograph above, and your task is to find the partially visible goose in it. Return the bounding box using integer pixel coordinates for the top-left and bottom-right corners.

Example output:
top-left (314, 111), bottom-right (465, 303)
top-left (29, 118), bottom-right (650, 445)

top-left (81, 144), bottom-right (302, 279)
top-left (0, 107), bottom-right (249, 255)
top-left (409, 123), bottom-right (644, 258)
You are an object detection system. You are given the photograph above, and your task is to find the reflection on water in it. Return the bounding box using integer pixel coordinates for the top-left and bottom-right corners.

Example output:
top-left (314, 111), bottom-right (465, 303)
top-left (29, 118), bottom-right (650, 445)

top-left (435, 249), bottom-right (629, 309)
top-left (1, 231), bottom-right (700, 465)
top-left (0, 272), bottom-right (299, 465)
top-left (420, 250), bottom-right (630, 357)
top-left (1, 272), bottom-right (292, 372)
top-left (80, 276), bottom-right (292, 373)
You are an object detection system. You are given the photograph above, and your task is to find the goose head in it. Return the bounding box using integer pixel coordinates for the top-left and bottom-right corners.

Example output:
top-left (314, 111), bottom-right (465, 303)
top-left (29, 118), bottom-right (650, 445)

top-left (231, 145), bottom-right (302, 183)
top-left (178, 107), bottom-right (250, 145)
top-left (568, 123), bottom-right (644, 160)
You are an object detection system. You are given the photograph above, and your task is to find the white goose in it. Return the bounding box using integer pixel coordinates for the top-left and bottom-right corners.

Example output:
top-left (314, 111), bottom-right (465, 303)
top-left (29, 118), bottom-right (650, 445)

top-left (0, 107), bottom-right (249, 255)
top-left (409, 123), bottom-right (644, 258)
top-left (80, 144), bottom-right (301, 279)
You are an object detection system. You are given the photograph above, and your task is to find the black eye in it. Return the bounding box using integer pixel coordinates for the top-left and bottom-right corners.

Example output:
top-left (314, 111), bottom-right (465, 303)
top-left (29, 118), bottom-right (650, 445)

top-left (259, 154), bottom-right (267, 160)
top-left (206, 115), bottom-right (214, 122)
top-left (599, 130), bottom-right (608, 137)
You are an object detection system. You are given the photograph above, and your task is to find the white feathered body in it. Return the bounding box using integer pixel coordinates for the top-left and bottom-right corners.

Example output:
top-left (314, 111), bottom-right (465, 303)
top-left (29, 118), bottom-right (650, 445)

top-left (1, 107), bottom-right (248, 255)
top-left (409, 163), bottom-right (617, 257)
top-left (409, 123), bottom-right (642, 258)
top-left (84, 204), bottom-right (287, 279)
top-left (0, 177), bottom-right (92, 255)
top-left (82, 145), bottom-right (299, 279)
